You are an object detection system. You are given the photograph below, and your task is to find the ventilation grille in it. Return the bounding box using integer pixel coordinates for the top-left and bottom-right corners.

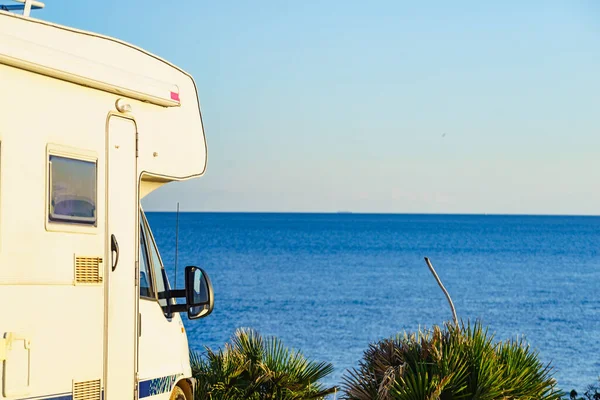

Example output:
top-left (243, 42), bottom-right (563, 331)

top-left (74, 256), bottom-right (103, 284)
top-left (73, 379), bottom-right (101, 400)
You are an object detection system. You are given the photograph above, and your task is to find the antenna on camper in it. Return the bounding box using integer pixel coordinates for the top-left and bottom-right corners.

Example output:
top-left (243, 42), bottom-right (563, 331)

top-left (174, 202), bottom-right (180, 288)
top-left (0, 0), bottom-right (45, 16)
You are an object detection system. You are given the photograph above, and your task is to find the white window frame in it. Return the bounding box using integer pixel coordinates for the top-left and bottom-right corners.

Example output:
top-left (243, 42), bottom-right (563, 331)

top-left (45, 143), bottom-right (98, 234)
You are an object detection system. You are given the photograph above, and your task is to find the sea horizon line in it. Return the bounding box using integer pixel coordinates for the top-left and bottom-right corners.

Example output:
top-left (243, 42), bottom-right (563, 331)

top-left (143, 210), bottom-right (600, 218)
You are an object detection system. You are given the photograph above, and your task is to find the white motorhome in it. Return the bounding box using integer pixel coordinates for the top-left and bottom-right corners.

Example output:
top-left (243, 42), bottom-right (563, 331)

top-left (0, 2), bottom-right (214, 399)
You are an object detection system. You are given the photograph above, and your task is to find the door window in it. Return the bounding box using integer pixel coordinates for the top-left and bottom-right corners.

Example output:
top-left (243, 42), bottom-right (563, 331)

top-left (48, 155), bottom-right (97, 225)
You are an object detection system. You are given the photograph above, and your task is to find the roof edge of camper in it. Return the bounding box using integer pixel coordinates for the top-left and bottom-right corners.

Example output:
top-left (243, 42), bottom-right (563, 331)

top-left (0, 12), bottom-right (182, 107)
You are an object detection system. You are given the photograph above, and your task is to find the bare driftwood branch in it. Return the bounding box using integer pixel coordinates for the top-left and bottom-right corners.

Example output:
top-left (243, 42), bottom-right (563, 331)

top-left (424, 257), bottom-right (458, 325)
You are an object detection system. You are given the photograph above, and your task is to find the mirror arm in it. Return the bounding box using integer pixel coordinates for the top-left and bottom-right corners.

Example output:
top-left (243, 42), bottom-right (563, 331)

top-left (158, 289), bottom-right (186, 300)
top-left (167, 304), bottom-right (187, 314)
top-left (169, 289), bottom-right (186, 299)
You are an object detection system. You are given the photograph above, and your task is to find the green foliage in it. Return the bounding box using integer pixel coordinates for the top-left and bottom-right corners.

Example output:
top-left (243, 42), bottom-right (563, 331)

top-left (342, 320), bottom-right (563, 400)
top-left (190, 327), bottom-right (337, 400)
top-left (566, 378), bottom-right (600, 400)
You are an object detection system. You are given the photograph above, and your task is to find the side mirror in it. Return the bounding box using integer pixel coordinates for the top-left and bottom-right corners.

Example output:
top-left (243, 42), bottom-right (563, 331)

top-left (184, 266), bottom-right (214, 320)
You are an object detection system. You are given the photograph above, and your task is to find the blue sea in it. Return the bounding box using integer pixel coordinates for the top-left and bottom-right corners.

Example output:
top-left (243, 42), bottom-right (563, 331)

top-left (146, 212), bottom-right (600, 393)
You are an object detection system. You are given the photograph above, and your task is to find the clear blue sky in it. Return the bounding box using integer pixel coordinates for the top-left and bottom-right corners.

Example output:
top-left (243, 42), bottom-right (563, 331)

top-left (41, 1), bottom-right (599, 214)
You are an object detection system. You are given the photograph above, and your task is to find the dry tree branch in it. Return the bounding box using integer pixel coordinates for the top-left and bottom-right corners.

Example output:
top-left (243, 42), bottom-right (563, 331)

top-left (424, 257), bottom-right (458, 325)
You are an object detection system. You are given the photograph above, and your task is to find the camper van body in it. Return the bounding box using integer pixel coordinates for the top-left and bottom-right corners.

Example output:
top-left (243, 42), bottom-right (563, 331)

top-left (0, 8), bottom-right (210, 400)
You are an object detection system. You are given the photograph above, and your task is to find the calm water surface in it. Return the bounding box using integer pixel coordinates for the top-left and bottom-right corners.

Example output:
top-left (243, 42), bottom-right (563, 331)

top-left (146, 212), bottom-right (600, 392)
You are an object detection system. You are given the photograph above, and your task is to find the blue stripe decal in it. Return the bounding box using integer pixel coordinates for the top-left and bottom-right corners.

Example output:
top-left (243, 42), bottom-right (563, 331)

top-left (139, 374), bottom-right (180, 398)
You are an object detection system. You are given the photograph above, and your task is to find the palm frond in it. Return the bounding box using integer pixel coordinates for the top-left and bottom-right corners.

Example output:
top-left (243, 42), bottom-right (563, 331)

top-left (341, 319), bottom-right (563, 400)
top-left (190, 327), bottom-right (336, 400)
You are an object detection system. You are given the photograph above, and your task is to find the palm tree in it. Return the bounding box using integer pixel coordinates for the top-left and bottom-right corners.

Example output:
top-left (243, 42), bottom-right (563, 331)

top-left (190, 327), bottom-right (337, 400)
top-left (342, 320), bottom-right (563, 400)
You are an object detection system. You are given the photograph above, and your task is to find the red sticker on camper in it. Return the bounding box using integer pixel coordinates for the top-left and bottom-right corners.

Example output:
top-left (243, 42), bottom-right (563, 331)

top-left (170, 91), bottom-right (180, 101)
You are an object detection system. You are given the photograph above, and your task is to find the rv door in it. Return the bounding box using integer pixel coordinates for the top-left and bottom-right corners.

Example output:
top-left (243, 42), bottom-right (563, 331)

top-left (104, 115), bottom-right (138, 399)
